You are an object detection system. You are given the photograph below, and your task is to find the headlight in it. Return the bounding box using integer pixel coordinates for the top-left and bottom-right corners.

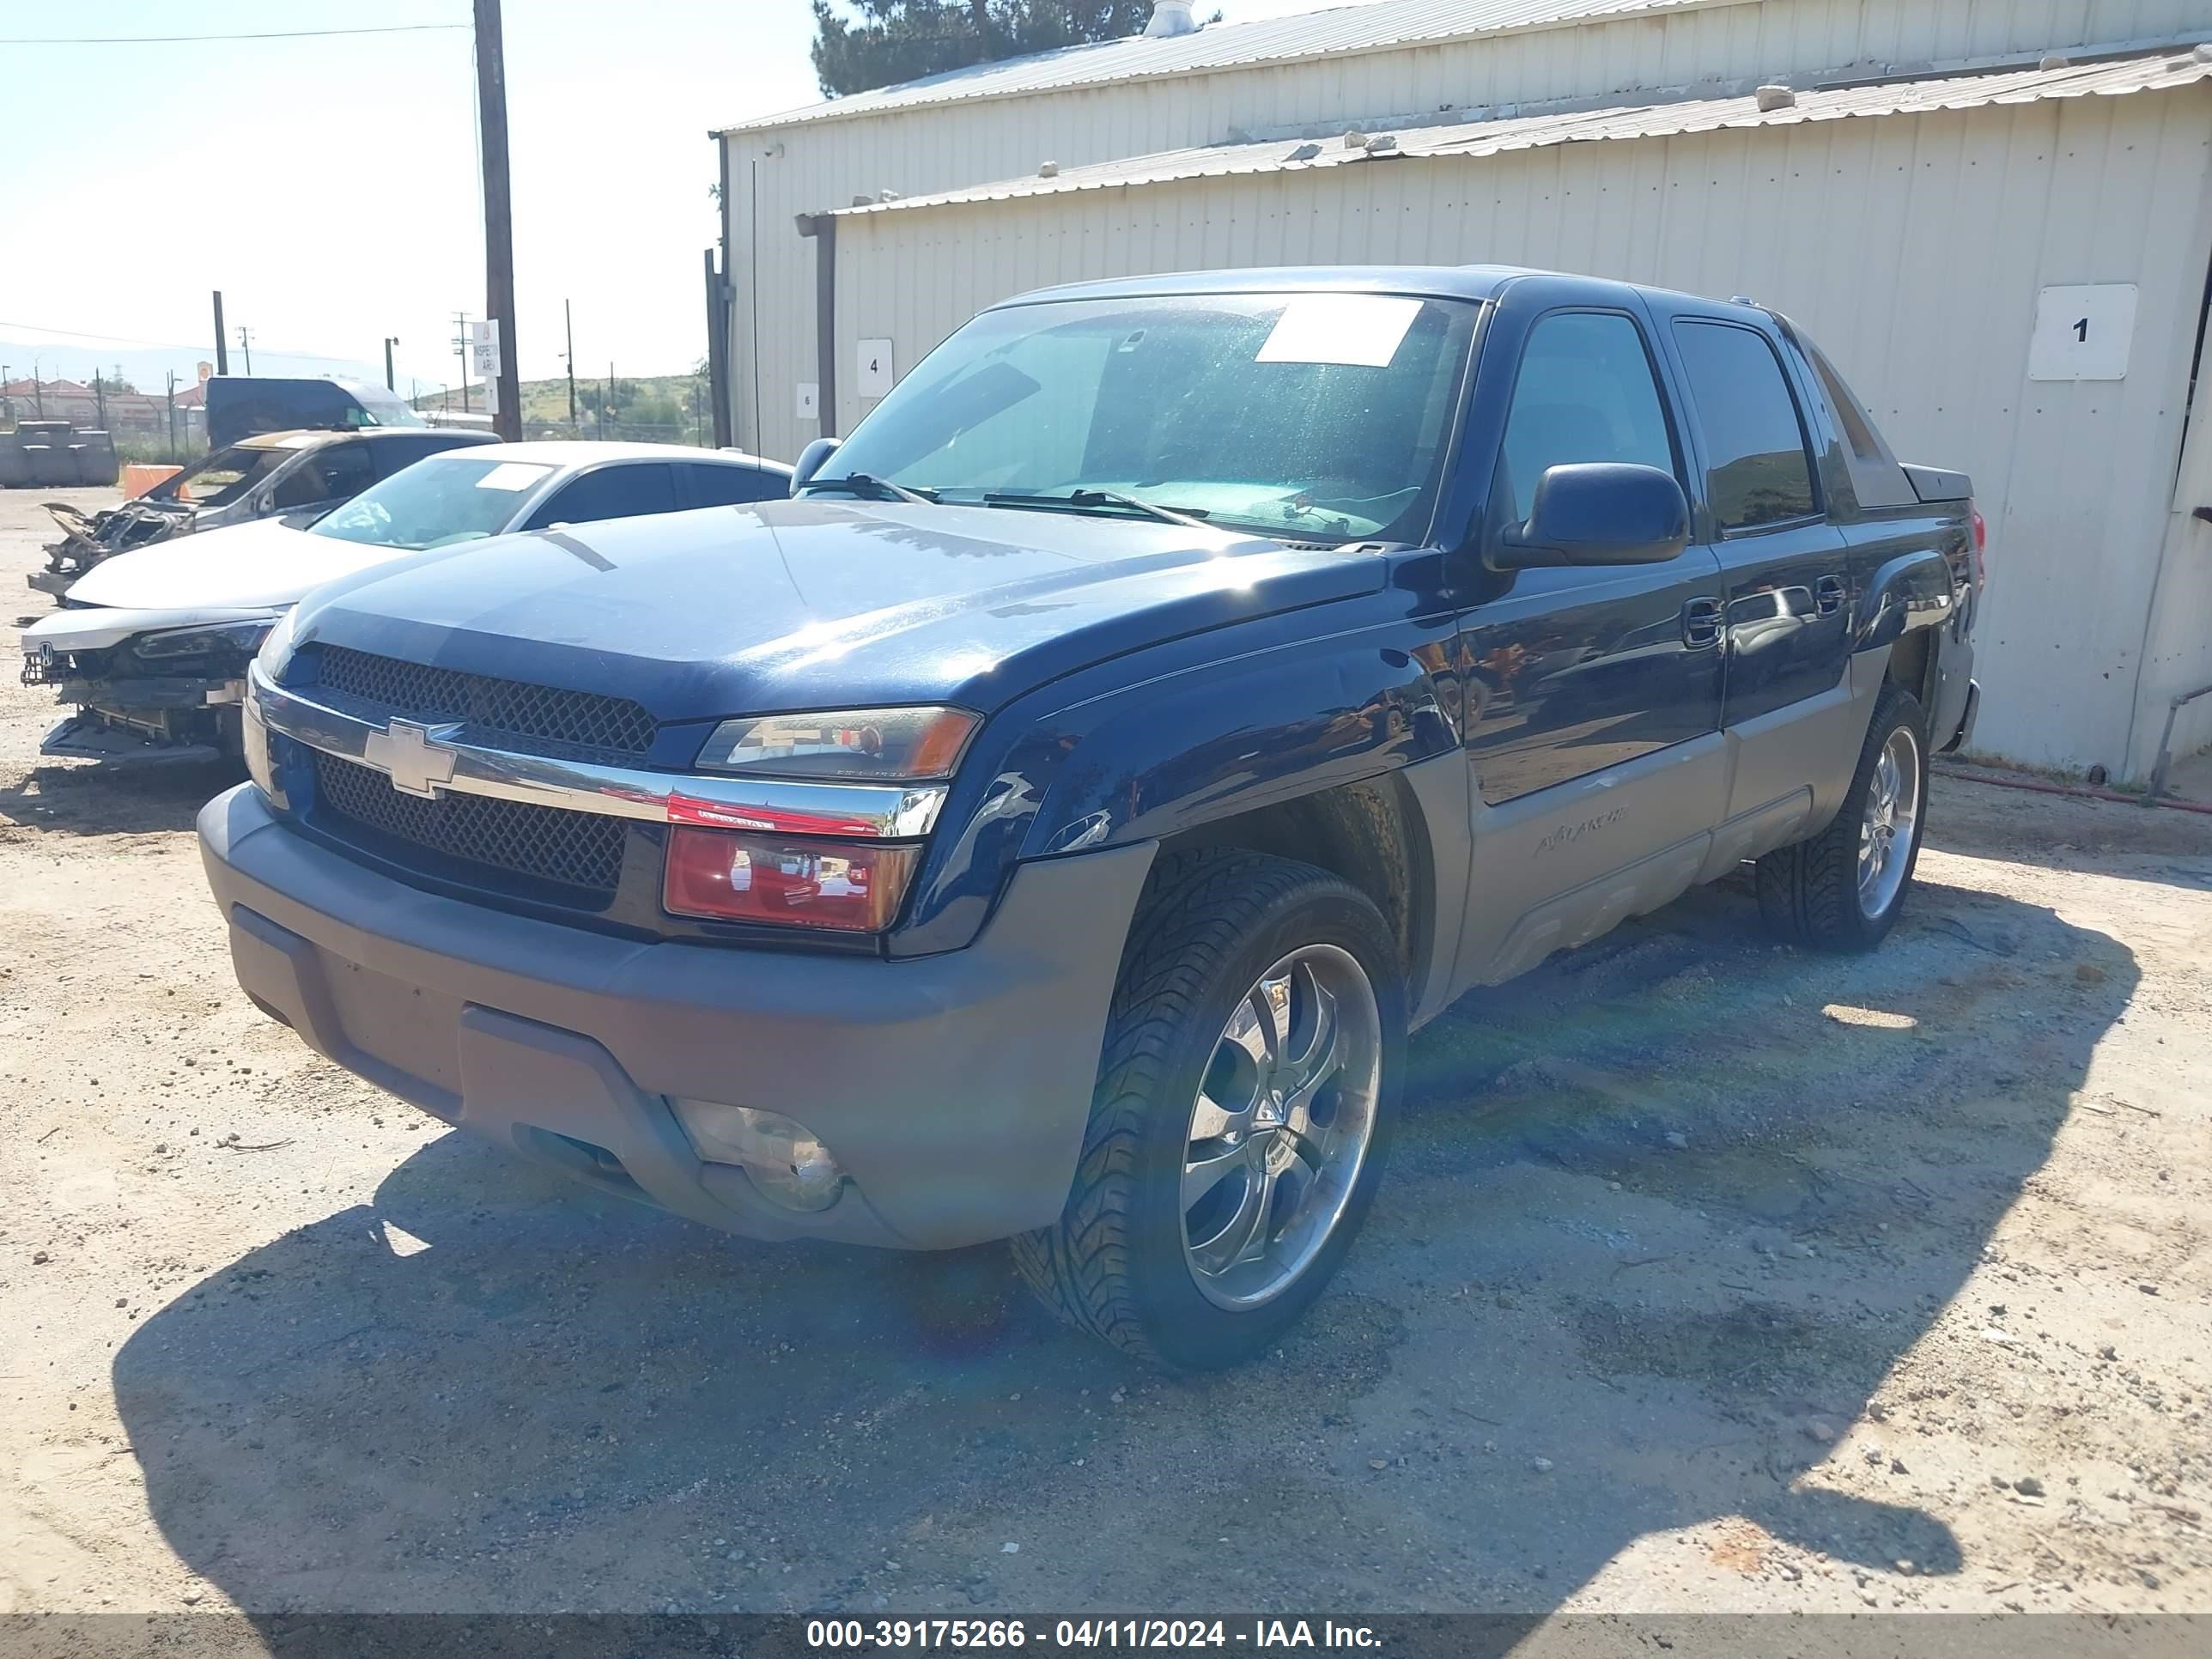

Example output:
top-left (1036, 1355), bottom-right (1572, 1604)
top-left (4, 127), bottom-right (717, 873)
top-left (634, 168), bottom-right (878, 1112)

top-left (135, 617), bottom-right (282, 660)
top-left (695, 706), bottom-right (977, 781)
top-left (253, 605), bottom-right (301, 679)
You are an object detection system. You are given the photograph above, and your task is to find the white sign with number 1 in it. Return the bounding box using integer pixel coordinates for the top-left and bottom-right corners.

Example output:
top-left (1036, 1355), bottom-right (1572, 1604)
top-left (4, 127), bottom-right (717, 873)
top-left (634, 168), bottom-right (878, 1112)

top-left (2027, 284), bottom-right (2136, 382)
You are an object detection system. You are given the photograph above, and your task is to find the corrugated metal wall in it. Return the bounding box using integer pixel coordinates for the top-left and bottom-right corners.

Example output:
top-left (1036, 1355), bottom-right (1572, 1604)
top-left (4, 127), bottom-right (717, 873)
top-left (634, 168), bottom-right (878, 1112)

top-left (724, 0), bottom-right (2212, 465)
top-left (830, 85), bottom-right (2212, 778)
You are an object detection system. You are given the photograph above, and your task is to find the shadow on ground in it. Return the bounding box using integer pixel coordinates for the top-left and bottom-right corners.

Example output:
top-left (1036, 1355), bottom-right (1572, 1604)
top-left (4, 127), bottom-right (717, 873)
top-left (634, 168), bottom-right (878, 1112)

top-left (112, 870), bottom-right (2131, 1616)
top-left (0, 758), bottom-right (244, 837)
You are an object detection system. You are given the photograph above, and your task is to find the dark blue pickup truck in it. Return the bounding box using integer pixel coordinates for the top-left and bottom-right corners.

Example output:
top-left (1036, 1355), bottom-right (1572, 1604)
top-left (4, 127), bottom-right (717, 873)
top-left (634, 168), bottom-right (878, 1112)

top-left (198, 268), bottom-right (1982, 1369)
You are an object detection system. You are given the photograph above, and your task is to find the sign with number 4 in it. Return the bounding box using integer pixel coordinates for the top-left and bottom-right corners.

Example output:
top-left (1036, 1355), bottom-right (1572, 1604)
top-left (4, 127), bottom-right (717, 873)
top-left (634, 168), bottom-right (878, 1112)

top-left (857, 338), bottom-right (895, 398)
top-left (2028, 284), bottom-right (2136, 382)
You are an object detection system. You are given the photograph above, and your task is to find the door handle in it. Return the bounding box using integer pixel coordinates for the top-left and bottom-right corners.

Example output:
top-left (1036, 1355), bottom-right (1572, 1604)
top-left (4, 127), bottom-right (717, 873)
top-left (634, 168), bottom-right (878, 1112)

top-left (1681, 596), bottom-right (1723, 648)
top-left (1816, 574), bottom-right (1847, 617)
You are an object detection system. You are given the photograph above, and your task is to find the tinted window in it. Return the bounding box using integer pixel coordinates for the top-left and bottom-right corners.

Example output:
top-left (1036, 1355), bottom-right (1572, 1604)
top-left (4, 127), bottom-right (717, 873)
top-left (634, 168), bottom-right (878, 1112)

top-left (685, 461), bottom-right (788, 506)
top-left (523, 462), bottom-right (679, 529)
top-left (270, 441), bottom-right (376, 508)
top-left (1498, 312), bottom-right (1676, 524)
top-left (1798, 333), bottom-right (1914, 509)
top-left (368, 434), bottom-right (489, 478)
top-left (1674, 321), bottom-right (1817, 530)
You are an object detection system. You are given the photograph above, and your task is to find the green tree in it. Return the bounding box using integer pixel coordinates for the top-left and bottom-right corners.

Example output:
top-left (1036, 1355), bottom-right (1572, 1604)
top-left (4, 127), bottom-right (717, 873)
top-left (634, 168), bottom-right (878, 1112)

top-left (810, 2), bottom-right (1152, 98)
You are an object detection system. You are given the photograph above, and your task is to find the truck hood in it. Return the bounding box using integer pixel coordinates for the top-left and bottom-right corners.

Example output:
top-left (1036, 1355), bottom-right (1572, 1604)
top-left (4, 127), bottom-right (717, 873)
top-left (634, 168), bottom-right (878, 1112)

top-left (64, 515), bottom-right (404, 611)
top-left (294, 499), bottom-right (1387, 720)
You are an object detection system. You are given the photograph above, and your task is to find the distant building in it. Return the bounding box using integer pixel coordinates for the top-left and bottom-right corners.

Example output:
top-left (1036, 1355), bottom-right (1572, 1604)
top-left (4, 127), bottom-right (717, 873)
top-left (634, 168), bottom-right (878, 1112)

top-left (714, 0), bottom-right (2212, 781)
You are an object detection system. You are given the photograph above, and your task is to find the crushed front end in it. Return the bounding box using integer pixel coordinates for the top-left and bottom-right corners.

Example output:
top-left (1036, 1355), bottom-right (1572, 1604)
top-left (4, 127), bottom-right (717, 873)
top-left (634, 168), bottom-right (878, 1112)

top-left (21, 613), bottom-right (276, 763)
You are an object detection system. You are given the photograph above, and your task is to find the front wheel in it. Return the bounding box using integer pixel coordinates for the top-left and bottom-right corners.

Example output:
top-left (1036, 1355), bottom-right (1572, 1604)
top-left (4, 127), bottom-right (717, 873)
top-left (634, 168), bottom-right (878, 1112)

top-left (1011, 850), bottom-right (1405, 1370)
top-left (1756, 683), bottom-right (1928, 951)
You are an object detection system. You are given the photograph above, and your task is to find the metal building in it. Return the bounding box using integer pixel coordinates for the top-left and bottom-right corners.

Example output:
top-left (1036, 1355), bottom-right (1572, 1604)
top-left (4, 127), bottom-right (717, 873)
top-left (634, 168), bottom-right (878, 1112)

top-left (714, 0), bottom-right (2212, 784)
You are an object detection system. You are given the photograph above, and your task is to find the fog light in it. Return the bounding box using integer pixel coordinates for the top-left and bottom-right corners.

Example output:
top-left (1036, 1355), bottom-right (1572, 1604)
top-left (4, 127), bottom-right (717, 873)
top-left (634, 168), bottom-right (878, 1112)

top-left (672, 1099), bottom-right (843, 1212)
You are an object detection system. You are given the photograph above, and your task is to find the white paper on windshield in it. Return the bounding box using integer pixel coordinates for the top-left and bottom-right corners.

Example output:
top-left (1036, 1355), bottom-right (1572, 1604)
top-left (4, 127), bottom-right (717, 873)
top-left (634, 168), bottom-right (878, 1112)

top-left (473, 461), bottom-right (555, 492)
top-left (1255, 295), bottom-right (1421, 368)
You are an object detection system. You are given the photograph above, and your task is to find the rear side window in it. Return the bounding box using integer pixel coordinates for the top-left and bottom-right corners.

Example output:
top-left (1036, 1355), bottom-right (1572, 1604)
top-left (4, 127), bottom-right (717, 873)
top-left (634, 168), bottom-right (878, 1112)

top-left (1797, 333), bottom-right (1915, 509)
top-left (271, 441), bottom-right (376, 508)
top-left (684, 461), bottom-right (788, 506)
top-left (1673, 321), bottom-right (1817, 531)
top-left (523, 462), bottom-right (679, 529)
top-left (1498, 311), bottom-right (1678, 525)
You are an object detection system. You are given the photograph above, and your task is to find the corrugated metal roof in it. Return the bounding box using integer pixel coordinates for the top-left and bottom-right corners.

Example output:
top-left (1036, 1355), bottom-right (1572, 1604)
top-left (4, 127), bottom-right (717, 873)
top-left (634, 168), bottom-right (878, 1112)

top-left (719, 0), bottom-right (1729, 135)
top-left (827, 46), bottom-right (2212, 217)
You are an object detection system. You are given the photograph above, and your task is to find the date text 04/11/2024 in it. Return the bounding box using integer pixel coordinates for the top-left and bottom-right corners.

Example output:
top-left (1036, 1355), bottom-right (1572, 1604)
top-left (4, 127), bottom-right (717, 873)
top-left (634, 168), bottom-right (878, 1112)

top-left (803, 1620), bottom-right (1382, 1649)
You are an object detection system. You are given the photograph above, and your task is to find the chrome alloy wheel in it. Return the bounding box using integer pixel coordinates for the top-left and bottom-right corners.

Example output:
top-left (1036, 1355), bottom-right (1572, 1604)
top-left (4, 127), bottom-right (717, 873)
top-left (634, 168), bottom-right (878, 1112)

top-left (1858, 723), bottom-right (1923, 919)
top-left (1181, 944), bottom-right (1382, 1310)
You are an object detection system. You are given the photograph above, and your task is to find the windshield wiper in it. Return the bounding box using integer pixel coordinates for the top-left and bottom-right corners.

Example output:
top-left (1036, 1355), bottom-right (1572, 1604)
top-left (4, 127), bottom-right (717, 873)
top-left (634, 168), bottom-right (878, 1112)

top-left (981, 489), bottom-right (1212, 530)
top-left (801, 471), bottom-right (937, 505)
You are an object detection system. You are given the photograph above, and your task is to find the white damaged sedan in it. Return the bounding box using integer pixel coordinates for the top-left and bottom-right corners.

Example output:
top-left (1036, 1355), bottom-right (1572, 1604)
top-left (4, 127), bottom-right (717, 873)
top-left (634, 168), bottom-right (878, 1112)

top-left (19, 442), bottom-right (793, 762)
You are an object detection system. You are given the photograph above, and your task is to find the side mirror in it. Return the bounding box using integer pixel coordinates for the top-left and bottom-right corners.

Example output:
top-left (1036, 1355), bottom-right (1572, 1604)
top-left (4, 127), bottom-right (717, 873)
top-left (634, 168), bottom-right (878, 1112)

top-left (792, 436), bottom-right (842, 494)
top-left (1492, 463), bottom-right (1690, 570)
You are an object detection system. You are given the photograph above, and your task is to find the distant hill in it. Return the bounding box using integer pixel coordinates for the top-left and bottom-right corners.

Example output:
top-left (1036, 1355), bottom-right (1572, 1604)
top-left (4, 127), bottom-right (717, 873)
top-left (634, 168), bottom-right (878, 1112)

top-left (412, 371), bottom-right (713, 438)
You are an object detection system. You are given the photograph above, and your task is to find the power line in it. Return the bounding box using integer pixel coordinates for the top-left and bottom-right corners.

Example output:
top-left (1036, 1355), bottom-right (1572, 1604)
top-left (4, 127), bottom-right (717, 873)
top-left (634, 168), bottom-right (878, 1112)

top-left (0, 318), bottom-right (375, 366)
top-left (0, 23), bottom-right (468, 46)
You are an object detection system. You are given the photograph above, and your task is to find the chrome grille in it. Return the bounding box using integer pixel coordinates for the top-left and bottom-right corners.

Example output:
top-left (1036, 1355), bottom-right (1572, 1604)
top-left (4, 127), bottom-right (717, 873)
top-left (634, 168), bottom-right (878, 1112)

top-left (311, 646), bottom-right (657, 756)
top-left (312, 751), bottom-right (626, 902)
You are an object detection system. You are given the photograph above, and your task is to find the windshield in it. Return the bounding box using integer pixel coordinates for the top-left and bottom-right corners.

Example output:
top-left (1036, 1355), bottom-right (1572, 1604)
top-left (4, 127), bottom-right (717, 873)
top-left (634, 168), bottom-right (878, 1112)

top-left (344, 380), bottom-right (426, 428)
top-left (823, 291), bottom-right (1479, 542)
top-left (309, 455), bottom-right (555, 550)
top-left (161, 443), bottom-right (288, 508)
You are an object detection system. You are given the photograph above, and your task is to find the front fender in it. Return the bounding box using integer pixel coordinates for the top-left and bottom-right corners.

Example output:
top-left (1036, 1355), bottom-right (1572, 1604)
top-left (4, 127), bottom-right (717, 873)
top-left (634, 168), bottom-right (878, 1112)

top-left (890, 602), bottom-right (1465, 957)
top-left (1853, 548), bottom-right (1955, 655)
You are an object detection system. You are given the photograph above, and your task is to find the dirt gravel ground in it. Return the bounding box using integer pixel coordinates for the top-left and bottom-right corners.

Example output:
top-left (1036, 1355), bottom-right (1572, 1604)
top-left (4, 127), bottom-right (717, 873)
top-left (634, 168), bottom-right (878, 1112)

top-left (2, 486), bottom-right (2208, 1622)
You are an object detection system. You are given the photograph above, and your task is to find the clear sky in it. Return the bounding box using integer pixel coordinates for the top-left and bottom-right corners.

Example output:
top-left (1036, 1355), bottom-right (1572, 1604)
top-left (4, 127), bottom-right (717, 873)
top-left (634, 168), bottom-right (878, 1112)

top-left (0, 0), bottom-right (1371, 395)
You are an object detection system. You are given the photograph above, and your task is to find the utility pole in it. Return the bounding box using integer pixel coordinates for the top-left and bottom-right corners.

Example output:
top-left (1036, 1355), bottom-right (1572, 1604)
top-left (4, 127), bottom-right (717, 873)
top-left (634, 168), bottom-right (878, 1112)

top-left (474, 0), bottom-right (521, 441)
top-left (93, 368), bottom-right (106, 430)
top-left (31, 358), bottom-right (43, 418)
top-left (384, 337), bottom-right (399, 392)
top-left (451, 312), bottom-right (474, 411)
top-left (212, 291), bottom-right (228, 374)
top-left (604, 362), bottom-right (613, 439)
top-left (166, 370), bottom-right (178, 453)
top-left (236, 327), bottom-right (253, 374)
top-left (564, 299), bottom-right (578, 430)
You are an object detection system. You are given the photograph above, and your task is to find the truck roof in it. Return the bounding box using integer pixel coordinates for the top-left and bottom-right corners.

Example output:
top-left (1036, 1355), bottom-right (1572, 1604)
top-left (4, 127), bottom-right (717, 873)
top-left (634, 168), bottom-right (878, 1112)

top-left (1002, 264), bottom-right (1774, 325)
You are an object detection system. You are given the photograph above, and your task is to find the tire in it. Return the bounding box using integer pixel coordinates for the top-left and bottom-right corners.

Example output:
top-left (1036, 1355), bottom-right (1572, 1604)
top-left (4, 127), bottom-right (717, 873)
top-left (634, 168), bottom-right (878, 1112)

top-left (1755, 683), bottom-right (1928, 951)
top-left (1011, 849), bottom-right (1406, 1370)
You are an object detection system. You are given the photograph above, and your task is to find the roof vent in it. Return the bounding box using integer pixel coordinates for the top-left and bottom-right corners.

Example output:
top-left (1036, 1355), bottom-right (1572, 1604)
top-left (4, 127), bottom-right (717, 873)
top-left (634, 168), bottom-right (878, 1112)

top-left (1145, 1), bottom-right (1199, 38)
top-left (2039, 52), bottom-right (2071, 70)
top-left (1343, 129), bottom-right (1369, 149)
top-left (2197, 41), bottom-right (2212, 62)
top-left (1754, 83), bottom-right (1795, 111)
top-left (1038, 160), bottom-right (1059, 178)
top-left (1367, 134), bottom-right (1399, 153)
top-left (1287, 142), bottom-right (1322, 161)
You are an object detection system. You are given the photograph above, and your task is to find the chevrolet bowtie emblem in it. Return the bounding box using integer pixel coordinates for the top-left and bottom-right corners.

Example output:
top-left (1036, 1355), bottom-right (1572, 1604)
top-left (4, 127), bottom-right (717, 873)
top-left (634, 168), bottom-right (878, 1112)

top-left (363, 718), bottom-right (461, 799)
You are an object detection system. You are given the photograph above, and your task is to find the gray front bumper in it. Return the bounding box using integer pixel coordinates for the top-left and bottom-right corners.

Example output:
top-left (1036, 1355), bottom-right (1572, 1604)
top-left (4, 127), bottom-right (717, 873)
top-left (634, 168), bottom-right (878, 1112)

top-left (198, 785), bottom-right (1153, 1249)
